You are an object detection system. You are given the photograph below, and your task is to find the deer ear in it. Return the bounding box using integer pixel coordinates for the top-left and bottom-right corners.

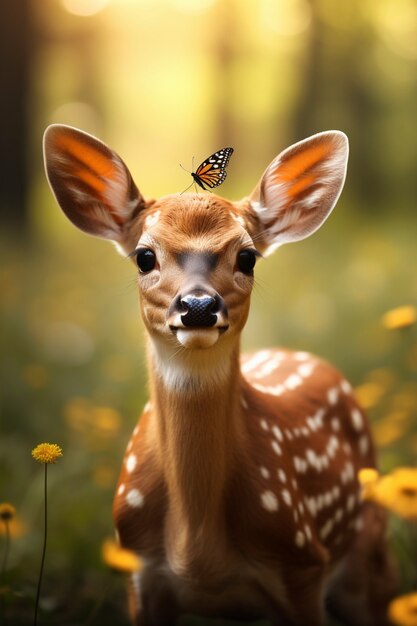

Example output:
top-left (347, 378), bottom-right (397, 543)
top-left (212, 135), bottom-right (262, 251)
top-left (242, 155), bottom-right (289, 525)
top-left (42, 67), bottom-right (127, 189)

top-left (249, 131), bottom-right (348, 255)
top-left (43, 124), bottom-right (144, 244)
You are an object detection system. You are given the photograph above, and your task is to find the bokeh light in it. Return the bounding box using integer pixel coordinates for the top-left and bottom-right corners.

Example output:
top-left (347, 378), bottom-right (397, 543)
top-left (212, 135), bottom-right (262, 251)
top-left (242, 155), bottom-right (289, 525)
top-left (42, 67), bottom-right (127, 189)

top-left (170, 0), bottom-right (218, 15)
top-left (261, 0), bottom-right (312, 37)
top-left (61, 0), bottom-right (111, 17)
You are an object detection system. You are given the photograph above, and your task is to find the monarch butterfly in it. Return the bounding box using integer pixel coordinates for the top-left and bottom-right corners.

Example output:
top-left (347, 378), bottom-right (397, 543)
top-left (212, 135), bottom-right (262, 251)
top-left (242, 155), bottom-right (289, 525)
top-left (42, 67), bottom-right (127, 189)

top-left (180, 147), bottom-right (234, 193)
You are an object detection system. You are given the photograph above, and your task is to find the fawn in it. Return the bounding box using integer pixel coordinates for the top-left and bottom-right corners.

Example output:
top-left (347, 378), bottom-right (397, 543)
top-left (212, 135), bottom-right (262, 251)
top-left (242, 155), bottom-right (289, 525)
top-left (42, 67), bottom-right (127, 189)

top-left (44, 126), bottom-right (395, 626)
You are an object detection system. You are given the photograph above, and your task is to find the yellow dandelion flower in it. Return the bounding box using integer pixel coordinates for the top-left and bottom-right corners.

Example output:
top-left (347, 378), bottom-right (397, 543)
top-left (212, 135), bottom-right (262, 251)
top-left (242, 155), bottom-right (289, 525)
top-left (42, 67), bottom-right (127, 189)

top-left (102, 538), bottom-right (142, 573)
top-left (32, 443), bottom-right (63, 464)
top-left (389, 592), bottom-right (417, 626)
top-left (0, 516), bottom-right (27, 538)
top-left (358, 468), bottom-right (379, 500)
top-left (358, 468), bottom-right (379, 486)
top-left (0, 503), bottom-right (16, 522)
top-left (382, 305), bottom-right (417, 330)
top-left (363, 467), bottom-right (417, 519)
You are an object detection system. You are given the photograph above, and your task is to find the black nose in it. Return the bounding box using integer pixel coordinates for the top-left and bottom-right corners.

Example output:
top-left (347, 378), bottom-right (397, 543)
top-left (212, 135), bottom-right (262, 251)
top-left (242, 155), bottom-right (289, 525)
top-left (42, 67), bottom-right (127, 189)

top-left (181, 294), bottom-right (218, 328)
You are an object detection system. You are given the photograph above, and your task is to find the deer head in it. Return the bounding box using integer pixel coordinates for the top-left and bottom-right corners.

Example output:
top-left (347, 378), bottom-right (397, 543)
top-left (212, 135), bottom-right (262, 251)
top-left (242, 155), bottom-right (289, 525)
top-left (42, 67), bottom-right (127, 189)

top-left (43, 125), bottom-right (348, 358)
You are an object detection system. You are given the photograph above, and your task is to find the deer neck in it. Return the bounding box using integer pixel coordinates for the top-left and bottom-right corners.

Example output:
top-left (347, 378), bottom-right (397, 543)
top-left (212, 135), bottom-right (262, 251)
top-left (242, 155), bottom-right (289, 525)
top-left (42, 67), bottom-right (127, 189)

top-left (147, 335), bottom-right (243, 576)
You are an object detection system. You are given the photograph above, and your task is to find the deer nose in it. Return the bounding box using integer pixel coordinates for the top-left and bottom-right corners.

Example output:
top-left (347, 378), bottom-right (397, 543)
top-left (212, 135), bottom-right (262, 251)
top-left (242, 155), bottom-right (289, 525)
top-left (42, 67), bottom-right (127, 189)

top-left (180, 294), bottom-right (218, 328)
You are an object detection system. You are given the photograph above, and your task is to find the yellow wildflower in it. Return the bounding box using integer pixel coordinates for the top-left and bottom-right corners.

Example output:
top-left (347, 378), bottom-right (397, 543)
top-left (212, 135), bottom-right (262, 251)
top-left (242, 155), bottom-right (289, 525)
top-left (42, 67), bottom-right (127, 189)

top-left (102, 538), bottom-right (142, 573)
top-left (373, 419), bottom-right (405, 447)
top-left (389, 592), bottom-right (417, 626)
top-left (354, 382), bottom-right (385, 409)
top-left (0, 516), bottom-right (27, 538)
top-left (0, 503), bottom-right (16, 522)
top-left (358, 468), bottom-right (379, 500)
top-left (32, 443), bottom-right (63, 464)
top-left (362, 467), bottom-right (417, 519)
top-left (382, 305), bottom-right (417, 330)
top-left (358, 468), bottom-right (379, 485)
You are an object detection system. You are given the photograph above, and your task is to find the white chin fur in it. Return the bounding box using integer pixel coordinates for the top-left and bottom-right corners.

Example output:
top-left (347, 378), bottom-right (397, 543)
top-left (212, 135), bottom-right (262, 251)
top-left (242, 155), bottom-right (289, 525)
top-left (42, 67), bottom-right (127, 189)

top-left (176, 328), bottom-right (220, 349)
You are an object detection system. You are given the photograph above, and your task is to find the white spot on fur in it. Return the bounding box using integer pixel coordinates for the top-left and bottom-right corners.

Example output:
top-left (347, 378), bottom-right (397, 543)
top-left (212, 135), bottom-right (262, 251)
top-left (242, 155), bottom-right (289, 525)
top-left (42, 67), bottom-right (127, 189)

top-left (359, 435), bottom-right (369, 456)
top-left (260, 466), bottom-right (270, 480)
top-left (272, 425), bottom-right (284, 442)
top-left (305, 497), bottom-right (317, 517)
top-left (341, 461), bottom-right (355, 484)
top-left (252, 355), bottom-right (284, 379)
top-left (126, 453), bottom-right (137, 473)
top-left (285, 374), bottom-right (303, 390)
top-left (126, 488), bottom-right (144, 508)
top-left (351, 408), bottom-right (364, 431)
top-left (327, 387), bottom-right (339, 406)
top-left (271, 440), bottom-right (282, 456)
top-left (307, 408), bottom-right (325, 432)
top-left (278, 469), bottom-right (287, 483)
top-left (331, 417), bottom-right (340, 432)
top-left (295, 530), bottom-right (305, 547)
top-left (340, 379), bottom-right (352, 394)
top-left (332, 485), bottom-right (341, 500)
top-left (252, 382), bottom-right (285, 396)
top-left (117, 483), bottom-right (125, 496)
top-left (347, 494), bottom-right (356, 513)
top-left (298, 361), bottom-right (315, 378)
top-left (241, 396), bottom-right (248, 409)
top-left (294, 457), bottom-right (308, 474)
top-left (324, 491), bottom-right (333, 507)
top-left (261, 490), bottom-right (279, 512)
top-left (327, 435), bottom-right (339, 458)
top-left (320, 519), bottom-right (333, 541)
top-left (282, 490), bottom-right (292, 506)
top-left (260, 418), bottom-right (269, 431)
top-left (294, 352), bottom-right (310, 362)
top-left (306, 449), bottom-right (317, 468)
top-left (241, 350), bottom-right (271, 374)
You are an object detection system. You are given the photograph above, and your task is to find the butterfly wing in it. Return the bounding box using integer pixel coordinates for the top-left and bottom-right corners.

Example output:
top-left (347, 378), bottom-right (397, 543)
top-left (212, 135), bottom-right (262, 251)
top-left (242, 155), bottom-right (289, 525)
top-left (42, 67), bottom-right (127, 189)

top-left (193, 147), bottom-right (234, 189)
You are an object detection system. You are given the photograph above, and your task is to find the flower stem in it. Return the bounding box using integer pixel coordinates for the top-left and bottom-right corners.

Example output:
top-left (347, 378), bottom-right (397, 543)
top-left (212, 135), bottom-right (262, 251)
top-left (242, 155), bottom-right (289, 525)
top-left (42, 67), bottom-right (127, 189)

top-left (1, 520), bottom-right (10, 583)
top-left (1, 519), bottom-right (10, 624)
top-left (34, 464), bottom-right (48, 626)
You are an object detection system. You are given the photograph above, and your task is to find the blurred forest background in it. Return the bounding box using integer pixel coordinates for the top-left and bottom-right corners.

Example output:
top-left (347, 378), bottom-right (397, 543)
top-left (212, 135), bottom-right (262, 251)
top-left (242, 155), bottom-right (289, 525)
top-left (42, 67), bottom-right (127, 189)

top-left (1, 0), bottom-right (416, 624)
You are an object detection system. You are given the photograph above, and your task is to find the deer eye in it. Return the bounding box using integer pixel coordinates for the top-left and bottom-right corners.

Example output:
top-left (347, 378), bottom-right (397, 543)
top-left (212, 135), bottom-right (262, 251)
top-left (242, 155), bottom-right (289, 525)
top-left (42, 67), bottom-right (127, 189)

top-left (237, 249), bottom-right (257, 274)
top-left (136, 248), bottom-right (156, 273)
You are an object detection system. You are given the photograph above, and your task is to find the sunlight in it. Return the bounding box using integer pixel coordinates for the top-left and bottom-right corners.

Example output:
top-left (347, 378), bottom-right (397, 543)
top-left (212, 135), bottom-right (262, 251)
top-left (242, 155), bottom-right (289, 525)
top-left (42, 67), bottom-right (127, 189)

top-left (170, 0), bottom-right (217, 15)
top-left (50, 102), bottom-right (101, 135)
top-left (374, 0), bottom-right (417, 60)
top-left (61, 0), bottom-right (111, 17)
top-left (261, 0), bottom-right (311, 37)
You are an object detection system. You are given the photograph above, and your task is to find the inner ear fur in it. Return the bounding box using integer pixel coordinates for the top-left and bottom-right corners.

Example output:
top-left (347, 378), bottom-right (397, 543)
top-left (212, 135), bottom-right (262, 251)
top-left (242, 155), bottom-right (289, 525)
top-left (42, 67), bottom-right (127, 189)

top-left (248, 131), bottom-right (349, 255)
top-left (43, 124), bottom-right (145, 245)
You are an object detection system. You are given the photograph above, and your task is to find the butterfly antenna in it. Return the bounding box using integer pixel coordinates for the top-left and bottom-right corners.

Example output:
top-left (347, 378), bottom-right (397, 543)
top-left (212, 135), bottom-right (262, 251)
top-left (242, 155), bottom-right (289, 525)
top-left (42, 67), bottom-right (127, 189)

top-left (179, 163), bottom-right (192, 174)
top-left (180, 180), bottom-right (195, 195)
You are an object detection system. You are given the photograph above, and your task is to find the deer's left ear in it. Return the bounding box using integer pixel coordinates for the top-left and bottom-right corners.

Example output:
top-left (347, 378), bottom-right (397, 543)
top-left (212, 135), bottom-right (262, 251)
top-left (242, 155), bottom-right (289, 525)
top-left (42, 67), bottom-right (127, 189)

top-left (248, 131), bottom-right (348, 255)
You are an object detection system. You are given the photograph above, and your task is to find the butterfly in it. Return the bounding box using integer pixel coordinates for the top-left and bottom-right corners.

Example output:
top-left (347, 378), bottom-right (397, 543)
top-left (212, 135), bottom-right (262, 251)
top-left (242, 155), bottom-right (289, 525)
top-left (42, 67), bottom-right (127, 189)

top-left (181, 147), bottom-right (234, 193)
